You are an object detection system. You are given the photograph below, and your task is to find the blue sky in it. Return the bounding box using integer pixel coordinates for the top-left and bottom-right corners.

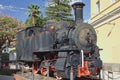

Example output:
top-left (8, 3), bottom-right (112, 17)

top-left (0, 0), bottom-right (90, 22)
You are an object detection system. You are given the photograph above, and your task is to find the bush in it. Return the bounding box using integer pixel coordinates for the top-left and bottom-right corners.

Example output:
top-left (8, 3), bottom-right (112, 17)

top-left (0, 69), bottom-right (13, 76)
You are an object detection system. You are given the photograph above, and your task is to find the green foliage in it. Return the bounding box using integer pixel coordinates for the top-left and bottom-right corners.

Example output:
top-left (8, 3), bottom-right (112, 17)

top-left (46, 0), bottom-right (73, 21)
top-left (35, 17), bottom-right (47, 27)
top-left (0, 69), bottom-right (13, 76)
top-left (26, 4), bottom-right (44, 26)
top-left (0, 17), bottom-right (17, 28)
top-left (0, 16), bottom-right (23, 49)
top-left (25, 17), bottom-right (33, 27)
top-left (25, 16), bottom-right (47, 27)
top-left (26, 4), bottom-right (41, 17)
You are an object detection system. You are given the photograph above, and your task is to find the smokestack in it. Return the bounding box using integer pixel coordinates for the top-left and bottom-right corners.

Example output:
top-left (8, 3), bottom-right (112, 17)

top-left (72, 2), bottom-right (85, 23)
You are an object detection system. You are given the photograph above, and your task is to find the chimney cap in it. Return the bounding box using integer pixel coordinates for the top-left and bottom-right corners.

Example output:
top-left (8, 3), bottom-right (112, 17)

top-left (72, 2), bottom-right (85, 8)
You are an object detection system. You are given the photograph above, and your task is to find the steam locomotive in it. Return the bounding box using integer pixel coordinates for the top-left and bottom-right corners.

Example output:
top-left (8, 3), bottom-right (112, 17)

top-left (16, 2), bottom-right (102, 79)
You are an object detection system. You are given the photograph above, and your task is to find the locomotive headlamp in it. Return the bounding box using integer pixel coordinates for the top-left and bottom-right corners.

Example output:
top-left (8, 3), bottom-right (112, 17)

top-left (50, 25), bottom-right (55, 30)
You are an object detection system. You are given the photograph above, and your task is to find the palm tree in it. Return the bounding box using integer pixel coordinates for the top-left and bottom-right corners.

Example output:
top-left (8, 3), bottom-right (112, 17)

top-left (46, 0), bottom-right (73, 21)
top-left (26, 4), bottom-right (41, 26)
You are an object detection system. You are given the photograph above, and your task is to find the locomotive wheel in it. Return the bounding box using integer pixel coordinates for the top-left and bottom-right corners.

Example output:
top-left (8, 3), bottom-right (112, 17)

top-left (32, 63), bottom-right (38, 74)
top-left (74, 23), bottom-right (97, 51)
top-left (33, 65), bottom-right (38, 73)
top-left (40, 61), bottom-right (48, 76)
top-left (40, 67), bottom-right (48, 76)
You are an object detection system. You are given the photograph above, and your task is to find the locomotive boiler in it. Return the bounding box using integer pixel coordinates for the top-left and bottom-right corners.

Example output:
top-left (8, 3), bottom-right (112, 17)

top-left (16, 2), bottom-right (102, 79)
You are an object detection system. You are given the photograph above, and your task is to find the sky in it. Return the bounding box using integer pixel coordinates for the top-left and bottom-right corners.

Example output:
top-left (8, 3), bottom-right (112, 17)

top-left (0, 0), bottom-right (90, 22)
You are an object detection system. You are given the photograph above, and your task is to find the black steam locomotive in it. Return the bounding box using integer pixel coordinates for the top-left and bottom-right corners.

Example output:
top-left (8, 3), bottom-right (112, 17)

top-left (16, 2), bottom-right (102, 79)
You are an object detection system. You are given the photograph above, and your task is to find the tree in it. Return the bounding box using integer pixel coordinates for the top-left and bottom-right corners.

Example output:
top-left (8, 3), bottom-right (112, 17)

top-left (0, 16), bottom-right (24, 53)
top-left (26, 4), bottom-right (42, 26)
top-left (25, 16), bottom-right (47, 27)
top-left (46, 0), bottom-right (73, 21)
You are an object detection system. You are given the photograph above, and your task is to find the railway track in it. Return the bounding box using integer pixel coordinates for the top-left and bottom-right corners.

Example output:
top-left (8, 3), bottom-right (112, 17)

top-left (16, 72), bottom-right (100, 80)
top-left (16, 72), bottom-right (56, 80)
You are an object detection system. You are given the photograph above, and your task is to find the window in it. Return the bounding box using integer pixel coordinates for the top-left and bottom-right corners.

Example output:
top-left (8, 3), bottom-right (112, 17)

top-left (28, 30), bottom-right (34, 36)
top-left (96, 1), bottom-right (100, 14)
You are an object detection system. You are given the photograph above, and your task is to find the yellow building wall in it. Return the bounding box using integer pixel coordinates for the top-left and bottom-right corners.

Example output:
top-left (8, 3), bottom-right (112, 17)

top-left (91, 0), bottom-right (98, 18)
top-left (96, 17), bottom-right (120, 63)
top-left (100, 0), bottom-right (111, 11)
top-left (90, 0), bottom-right (120, 64)
top-left (91, 0), bottom-right (120, 21)
top-left (91, 0), bottom-right (111, 17)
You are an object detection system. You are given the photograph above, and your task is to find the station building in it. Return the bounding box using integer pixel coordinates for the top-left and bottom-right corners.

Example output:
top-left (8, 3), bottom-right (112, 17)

top-left (90, 0), bottom-right (120, 72)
